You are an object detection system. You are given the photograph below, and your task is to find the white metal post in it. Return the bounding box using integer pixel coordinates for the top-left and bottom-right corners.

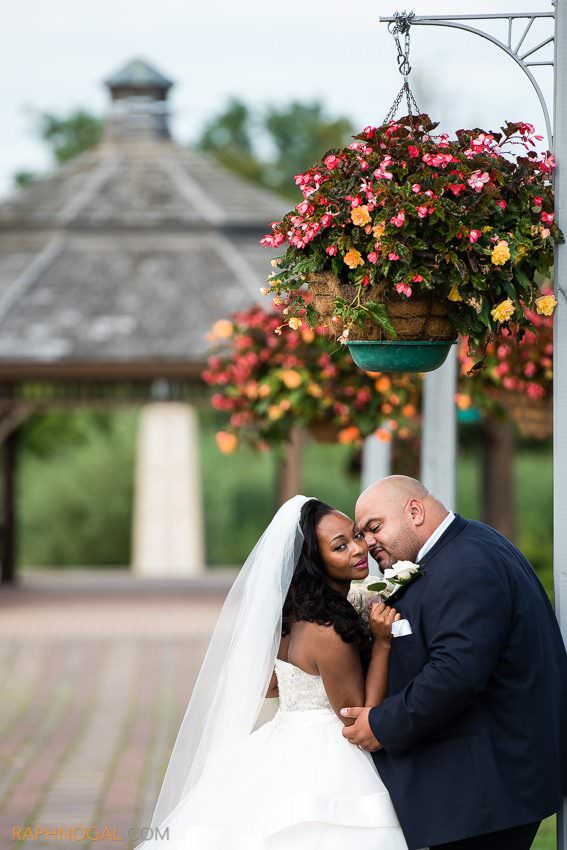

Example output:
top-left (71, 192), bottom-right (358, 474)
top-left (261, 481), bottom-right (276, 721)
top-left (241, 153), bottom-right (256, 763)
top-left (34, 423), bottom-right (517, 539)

top-left (420, 345), bottom-right (457, 511)
top-left (553, 3), bottom-right (567, 848)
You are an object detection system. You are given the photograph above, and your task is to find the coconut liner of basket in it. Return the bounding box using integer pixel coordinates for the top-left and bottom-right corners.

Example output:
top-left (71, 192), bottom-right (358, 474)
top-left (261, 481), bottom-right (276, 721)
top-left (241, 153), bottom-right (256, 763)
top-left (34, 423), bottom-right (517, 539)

top-left (502, 391), bottom-right (553, 440)
top-left (308, 271), bottom-right (457, 342)
top-left (307, 419), bottom-right (340, 443)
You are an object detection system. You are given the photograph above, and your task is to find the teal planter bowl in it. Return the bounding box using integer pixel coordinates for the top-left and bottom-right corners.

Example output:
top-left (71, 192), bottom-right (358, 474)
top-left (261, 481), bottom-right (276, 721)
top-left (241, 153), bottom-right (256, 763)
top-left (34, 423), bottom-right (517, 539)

top-left (347, 340), bottom-right (456, 373)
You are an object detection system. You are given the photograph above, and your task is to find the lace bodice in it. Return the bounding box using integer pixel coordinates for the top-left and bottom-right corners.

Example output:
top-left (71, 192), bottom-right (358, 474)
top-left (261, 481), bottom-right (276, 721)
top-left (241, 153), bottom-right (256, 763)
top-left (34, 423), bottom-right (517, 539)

top-left (274, 659), bottom-right (333, 712)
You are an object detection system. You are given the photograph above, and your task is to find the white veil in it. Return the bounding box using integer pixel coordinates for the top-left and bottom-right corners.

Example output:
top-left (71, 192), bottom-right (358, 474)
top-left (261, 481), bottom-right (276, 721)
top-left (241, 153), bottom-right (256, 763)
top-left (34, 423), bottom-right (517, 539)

top-left (135, 494), bottom-right (314, 845)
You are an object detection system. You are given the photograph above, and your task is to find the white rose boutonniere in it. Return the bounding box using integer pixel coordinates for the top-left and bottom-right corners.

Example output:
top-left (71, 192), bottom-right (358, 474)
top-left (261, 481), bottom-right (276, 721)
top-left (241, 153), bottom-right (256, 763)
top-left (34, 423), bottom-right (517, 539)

top-left (348, 574), bottom-right (397, 624)
top-left (379, 560), bottom-right (424, 594)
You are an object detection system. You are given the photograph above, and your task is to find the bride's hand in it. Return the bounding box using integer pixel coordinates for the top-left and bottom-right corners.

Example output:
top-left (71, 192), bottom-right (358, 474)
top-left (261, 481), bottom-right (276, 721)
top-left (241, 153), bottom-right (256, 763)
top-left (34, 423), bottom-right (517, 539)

top-left (369, 602), bottom-right (401, 646)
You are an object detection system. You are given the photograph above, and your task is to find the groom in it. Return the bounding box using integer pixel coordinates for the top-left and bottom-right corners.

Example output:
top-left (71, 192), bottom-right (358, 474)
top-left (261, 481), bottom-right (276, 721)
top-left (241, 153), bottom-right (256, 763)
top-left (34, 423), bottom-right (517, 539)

top-left (341, 475), bottom-right (567, 850)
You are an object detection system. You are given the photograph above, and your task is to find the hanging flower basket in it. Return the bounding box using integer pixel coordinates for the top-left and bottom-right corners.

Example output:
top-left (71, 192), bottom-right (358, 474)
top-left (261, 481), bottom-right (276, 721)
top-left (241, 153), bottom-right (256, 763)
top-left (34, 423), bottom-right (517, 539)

top-left (309, 270), bottom-right (456, 371)
top-left (458, 295), bottom-right (553, 439)
top-left (261, 115), bottom-right (563, 373)
top-left (202, 305), bottom-right (422, 451)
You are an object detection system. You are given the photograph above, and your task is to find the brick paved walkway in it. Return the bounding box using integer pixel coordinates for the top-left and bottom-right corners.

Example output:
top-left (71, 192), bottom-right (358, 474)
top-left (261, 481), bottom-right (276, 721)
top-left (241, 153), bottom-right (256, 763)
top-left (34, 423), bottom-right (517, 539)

top-left (0, 570), bottom-right (235, 850)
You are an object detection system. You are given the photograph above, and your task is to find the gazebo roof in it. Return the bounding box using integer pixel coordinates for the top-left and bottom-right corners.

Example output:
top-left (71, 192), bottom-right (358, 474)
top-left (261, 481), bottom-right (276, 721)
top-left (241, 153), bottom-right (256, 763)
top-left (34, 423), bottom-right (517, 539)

top-left (0, 60), bottom-right (289, 381)
top-left (104, 58), bottom-right (174, 92)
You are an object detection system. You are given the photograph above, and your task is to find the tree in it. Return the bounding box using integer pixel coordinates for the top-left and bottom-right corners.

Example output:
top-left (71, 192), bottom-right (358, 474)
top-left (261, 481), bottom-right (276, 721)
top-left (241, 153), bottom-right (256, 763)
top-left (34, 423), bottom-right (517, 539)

top-left (12, 109), bottom-right (102, 189)
top-left (195, 97), bottom-right (354, 199)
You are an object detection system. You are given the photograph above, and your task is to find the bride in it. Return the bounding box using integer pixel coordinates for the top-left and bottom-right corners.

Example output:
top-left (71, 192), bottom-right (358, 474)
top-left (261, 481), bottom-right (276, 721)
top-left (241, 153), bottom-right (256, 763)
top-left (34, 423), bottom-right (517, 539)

top-left (135, 496), bottom-right (410, 850)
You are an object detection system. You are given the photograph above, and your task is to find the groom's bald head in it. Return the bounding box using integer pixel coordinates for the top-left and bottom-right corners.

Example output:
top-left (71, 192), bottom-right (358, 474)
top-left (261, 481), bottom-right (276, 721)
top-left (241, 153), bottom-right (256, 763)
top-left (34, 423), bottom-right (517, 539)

top-left (355, 476), bottom-right (448, 571)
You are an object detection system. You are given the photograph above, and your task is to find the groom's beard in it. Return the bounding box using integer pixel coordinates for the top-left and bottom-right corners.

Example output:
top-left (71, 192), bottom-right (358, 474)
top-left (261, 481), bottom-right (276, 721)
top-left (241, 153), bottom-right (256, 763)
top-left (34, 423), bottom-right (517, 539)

top-left (370, 539), bottom-right (420, 571)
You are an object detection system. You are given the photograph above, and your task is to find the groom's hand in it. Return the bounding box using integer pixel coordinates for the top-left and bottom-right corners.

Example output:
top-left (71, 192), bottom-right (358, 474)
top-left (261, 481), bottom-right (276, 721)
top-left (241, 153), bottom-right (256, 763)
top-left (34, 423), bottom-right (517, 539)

top-left (340, 707), bottom-right (382, 751)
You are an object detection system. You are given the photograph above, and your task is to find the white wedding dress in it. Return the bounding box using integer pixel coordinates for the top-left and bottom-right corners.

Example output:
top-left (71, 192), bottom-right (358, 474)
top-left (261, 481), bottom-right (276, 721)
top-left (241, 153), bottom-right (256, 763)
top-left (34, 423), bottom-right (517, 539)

top-left (149, 657), bottom-right (409, 850)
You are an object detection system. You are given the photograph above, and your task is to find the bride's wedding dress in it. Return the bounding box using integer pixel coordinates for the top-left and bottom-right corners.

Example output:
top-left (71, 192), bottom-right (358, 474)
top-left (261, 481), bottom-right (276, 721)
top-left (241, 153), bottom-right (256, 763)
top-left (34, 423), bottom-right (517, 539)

top-left (147, 657), bottom-right (409, 850)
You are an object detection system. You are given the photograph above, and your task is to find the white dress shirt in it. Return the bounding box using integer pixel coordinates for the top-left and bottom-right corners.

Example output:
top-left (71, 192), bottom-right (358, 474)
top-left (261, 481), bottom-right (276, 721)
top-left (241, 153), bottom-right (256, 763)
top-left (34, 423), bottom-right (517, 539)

top-left (417, 511), bottom-right (456, 563)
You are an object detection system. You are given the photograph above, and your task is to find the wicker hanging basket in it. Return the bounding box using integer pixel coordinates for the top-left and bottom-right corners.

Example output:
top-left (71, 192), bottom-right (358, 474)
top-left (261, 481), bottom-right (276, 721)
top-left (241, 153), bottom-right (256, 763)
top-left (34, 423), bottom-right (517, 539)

top-left (307, 271), bottom-right (457, 342)
top-left (503, 392), bottom-right (553, 439)
top-left (307, 418), bottom-right (340, 444)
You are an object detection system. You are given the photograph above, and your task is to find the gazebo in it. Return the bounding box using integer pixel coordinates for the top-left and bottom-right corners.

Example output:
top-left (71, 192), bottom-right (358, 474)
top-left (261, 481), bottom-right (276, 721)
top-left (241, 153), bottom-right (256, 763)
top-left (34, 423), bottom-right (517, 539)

top-left (0, 58), bottom-right (288, 583)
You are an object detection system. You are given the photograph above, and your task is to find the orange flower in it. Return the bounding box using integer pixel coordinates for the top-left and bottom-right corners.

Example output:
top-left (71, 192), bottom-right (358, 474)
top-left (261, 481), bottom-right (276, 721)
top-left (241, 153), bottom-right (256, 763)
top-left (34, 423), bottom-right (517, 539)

top-left (351, 205), bottom-right (371, 226)
top-left (402, 404), bottom-right (416, 417)
top-left (375, 428), bottom-right (392, 442)
top-left (280, 369), bottom-right (302, 389)
top-left (258, 384), bottom-right (271, 398)
top-left (372, 222), bottom-right (386, 240)
top-left (343, 248), bottom-right (364, 269)
top-left (302, 328), bottom-right (316, 343)
top-left (216, 431), bottom-right (238, 454)
top-left (382, 403), bottom-right (393, 414)
top-left (375, 376), bottom-right (391, 393)
top-left (338, 426), bottom-right (360, 444)
top-left (398, 427), bottom-right (411, 439)
top-left (455, 393), bottom-right (472, 410)
top-left (210, 319), bottom-right (234, 339)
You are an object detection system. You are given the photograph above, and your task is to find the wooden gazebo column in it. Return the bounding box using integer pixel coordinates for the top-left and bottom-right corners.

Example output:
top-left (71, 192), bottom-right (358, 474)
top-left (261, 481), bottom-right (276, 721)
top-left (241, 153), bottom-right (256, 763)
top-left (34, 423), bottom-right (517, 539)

top-left (2, 426), bottom-right (18, 585)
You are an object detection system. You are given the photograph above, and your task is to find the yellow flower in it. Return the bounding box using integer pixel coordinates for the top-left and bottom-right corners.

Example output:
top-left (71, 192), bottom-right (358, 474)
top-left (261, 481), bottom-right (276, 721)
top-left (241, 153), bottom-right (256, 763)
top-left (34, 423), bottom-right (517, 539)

top-left (270, 258), bottom-right (281, 267)
top-left (210, 319), bottom-right (234, 339)
top-left (280, 369), bottom-right (302, 389)
top-left (258, 384), bottom-right (271, 398)
top-left (455, 393), bottom-right (472, 411)
top-left (491, 298), bottom-right (515, 323)
top-left (351, 205), bottom-right (371, 226)
top-left (447, 284), bottom-right (463, 302)
top-left (491, 240), bottom-right (511, 266)
top-left (268, 405), bottom-right (284, 421)
top-left (343, 248), bottom-right (364, 269)
top-left (372, 222), bottom-right (386, 239)
top-left (535, 294), bottom-right (557, 317)
top-left (216, 431), bottom-right (238, 454)
top-left (308, 382), bottom-right (323, 398)
top-left (288, 317), bottom-right (302, 330)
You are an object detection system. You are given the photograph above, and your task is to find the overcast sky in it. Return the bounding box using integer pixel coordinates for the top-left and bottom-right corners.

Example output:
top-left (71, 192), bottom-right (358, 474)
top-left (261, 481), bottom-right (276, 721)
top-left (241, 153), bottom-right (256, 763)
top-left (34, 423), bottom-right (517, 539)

top-left (0, 0), bottom-right (555, 199)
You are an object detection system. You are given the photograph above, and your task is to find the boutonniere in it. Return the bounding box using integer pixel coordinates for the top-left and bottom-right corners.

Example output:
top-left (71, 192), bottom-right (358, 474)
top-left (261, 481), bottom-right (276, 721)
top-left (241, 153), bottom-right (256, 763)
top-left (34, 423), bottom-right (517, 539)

top-left (367, 560), bottom-right (424, 599)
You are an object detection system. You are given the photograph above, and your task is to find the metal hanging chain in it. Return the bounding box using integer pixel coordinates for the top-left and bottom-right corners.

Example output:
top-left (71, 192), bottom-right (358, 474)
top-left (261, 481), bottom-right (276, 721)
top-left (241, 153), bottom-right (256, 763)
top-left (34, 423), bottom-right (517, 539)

top-left (388, 10), bottom-right (415, 76)
top-left (383, 9), bottom-right (422, 126)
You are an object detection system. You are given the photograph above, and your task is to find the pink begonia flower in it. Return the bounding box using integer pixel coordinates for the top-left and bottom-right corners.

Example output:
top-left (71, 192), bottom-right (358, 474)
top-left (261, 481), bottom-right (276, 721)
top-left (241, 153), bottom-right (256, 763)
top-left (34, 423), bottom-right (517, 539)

top-left (539, 153), bottom-right (556, 173)
top-left (467, 170), bottom-right (491, 192)
top-left (524, 362), bottom-right (537, 378)
top-left (502, 377), bottom-right (517, 391)
top-left (358, 159), bottom-right (370, 171)
top-left (541, 211), bottom-right (555, 224)
top-left (390, 210), bottom-right (406, 227)
top-left (533, 196), bottom-right (543, 206)
top-left (326, 245), bottom-right (338, 256)
top-left (367, 252), bottom-right (379, 264)
top-left (395, 283), bottom-right (412, 298)
top-left (360, 275), bottom-right (370, 287)
top-left (324, 154), bottom-right (341, 169)
top-left (321, 213), bottom-right (333, 227)
top-left (408, 145), bottom-right (420, 158)
top-left (496, 199), bottom-right (507, 209)
top-left (364, 125), bottom-right (377, 138)
top-left (412, 183), bottom-right (421, 193)
top-left (541, 227), bottom-right (551, 238)
top-left (388, 252), bottom-right (400, 261)
top-left (296, 200), bottom-right (313, 215)
top-left (412, 274), bottom-right (424, 283)
top-left (417, 206), bottom-right (428, 219)
top-left (448, 183), bottom-right (466, 196)
top-left (527, 383), bottom-right (545, 399)
top-left (469, 229), bottom-right (481, 243)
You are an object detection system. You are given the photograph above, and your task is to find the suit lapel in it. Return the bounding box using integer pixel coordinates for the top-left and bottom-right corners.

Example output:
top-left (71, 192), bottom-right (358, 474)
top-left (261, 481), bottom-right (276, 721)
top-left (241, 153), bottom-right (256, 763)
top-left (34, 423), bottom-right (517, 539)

top-left (385, 513), bottom-right (468, 604)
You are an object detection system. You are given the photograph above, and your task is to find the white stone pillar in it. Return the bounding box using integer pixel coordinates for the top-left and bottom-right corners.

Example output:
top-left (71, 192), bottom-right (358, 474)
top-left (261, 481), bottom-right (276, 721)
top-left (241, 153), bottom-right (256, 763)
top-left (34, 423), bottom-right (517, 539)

top-left (361, 433), bottom-right (392, 490)
top-left (420, 345), bottom-right (458, 511)
top-left (132, 402), bottom-right (205, 576)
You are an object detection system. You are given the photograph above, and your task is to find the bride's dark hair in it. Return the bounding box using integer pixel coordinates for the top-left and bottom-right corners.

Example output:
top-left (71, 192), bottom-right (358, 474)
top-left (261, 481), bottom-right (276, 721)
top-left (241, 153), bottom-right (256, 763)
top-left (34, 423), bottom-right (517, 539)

top-left (282, 498), bottom-right (372, 666)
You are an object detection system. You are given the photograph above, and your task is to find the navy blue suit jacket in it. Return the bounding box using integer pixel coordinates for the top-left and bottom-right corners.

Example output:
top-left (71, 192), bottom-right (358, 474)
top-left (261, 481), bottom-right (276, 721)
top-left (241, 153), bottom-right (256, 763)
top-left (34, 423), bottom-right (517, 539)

top-left (369, 513), bottom-right (567, 850)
